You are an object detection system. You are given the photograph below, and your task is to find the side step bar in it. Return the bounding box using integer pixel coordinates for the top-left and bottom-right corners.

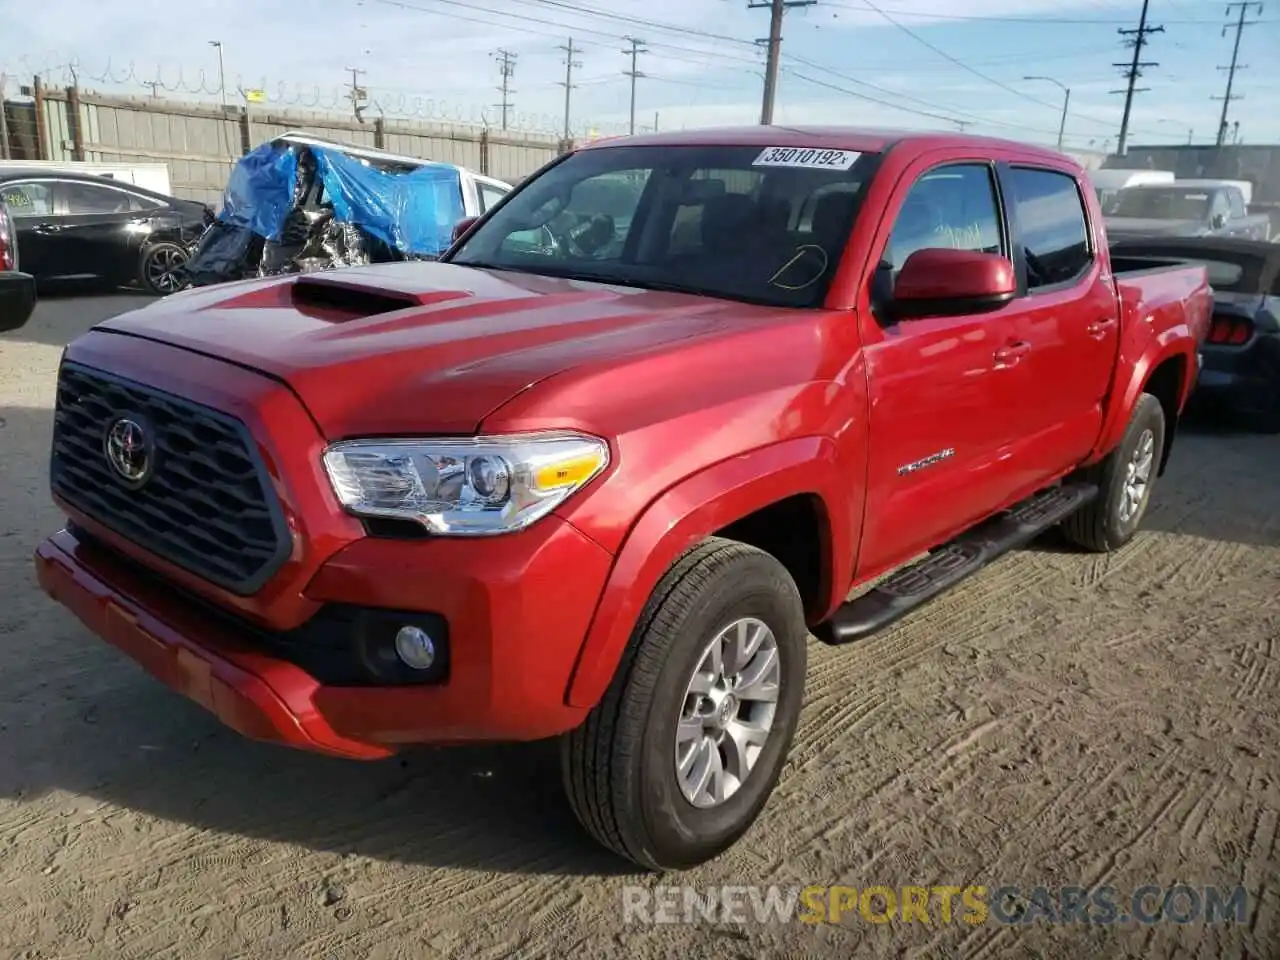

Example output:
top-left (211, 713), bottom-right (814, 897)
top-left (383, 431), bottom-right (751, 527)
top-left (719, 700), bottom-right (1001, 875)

top-left (813, 482), bottom-right (1098, 646)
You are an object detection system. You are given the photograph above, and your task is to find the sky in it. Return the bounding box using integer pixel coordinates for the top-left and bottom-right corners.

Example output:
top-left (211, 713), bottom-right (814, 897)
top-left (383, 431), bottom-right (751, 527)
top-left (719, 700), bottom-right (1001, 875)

top-left (4, 0), bottom-right (1280, 150)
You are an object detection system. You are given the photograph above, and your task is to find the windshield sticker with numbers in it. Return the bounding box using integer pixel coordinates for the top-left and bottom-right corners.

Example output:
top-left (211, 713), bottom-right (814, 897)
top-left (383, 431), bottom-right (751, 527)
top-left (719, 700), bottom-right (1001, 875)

top-left (752, 147), bottom-right (862, 170)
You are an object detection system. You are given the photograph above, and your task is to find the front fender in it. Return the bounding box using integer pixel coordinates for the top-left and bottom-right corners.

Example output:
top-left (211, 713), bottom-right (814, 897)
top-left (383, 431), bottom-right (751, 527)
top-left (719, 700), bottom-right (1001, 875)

top-left (564, 435), bottom-right (852, 710)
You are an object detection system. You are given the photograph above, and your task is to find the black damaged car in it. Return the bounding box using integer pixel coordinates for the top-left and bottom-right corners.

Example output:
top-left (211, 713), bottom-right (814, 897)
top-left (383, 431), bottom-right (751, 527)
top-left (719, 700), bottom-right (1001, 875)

top-left (0, 170), bottom-right (212, 296)
top-left (1111, 236), bottom-right (1280, 432)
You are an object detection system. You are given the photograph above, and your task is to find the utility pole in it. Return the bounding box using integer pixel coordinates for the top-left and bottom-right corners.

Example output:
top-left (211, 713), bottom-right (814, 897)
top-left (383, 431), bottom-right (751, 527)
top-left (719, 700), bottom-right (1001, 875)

top-left (1110, 0), bottom-right (1163, 156)
top-left (493, 48), bottom-right (517, 131)
top-left (346, 67), bottom-right (368, 123)
top-left (144, 80), bottom-right (162, 99)
top-left (1213, 2), bottom-right (1261, 147)
top-left (0, 73), bottom-right (9, 160)
top-left (749, 0), bottom-right (816, 125)
top-left (621, 37), bottom-right (647, 135)
top-left (557, 38), bottom-right (581, 142)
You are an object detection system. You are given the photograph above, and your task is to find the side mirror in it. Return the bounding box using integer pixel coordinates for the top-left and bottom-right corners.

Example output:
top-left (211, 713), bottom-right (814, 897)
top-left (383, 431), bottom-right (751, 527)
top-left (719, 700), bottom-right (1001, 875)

top-left (451, 216), bottom-right (479, 244)
top-left (892, 248), bottom-right (1017, 319)
top-left (1211, 212), bottom-right (1227, 230)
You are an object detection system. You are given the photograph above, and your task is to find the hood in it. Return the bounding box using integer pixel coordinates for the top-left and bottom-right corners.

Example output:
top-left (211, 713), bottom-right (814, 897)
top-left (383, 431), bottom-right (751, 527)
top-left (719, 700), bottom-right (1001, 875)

top-left (1104, 216), bottom-right (1207, 238)
top-left (97, 261), bottom-right (787, 437)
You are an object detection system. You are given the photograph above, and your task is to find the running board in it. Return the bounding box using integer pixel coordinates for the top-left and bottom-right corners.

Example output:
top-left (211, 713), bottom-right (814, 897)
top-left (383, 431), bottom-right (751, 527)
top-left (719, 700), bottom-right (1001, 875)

top-left (813, 482), bottom-right (1098, 646)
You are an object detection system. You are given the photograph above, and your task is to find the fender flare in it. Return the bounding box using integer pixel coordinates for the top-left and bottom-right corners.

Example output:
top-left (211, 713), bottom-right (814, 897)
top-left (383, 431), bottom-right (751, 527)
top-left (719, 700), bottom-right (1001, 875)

top-left (564, 435), bottom-right (849, 710)
top-left (1092, 336), bottom-right (1197, 464)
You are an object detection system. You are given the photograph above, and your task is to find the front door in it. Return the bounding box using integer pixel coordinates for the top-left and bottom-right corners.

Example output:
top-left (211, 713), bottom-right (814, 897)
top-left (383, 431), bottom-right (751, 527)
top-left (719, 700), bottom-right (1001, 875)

top-left (855, 159), bottom-right (1031, 578)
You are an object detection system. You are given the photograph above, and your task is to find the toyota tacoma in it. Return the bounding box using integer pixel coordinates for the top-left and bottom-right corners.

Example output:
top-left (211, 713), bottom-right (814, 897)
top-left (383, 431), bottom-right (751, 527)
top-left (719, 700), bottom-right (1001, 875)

top-left (35, 128), bottom-right (1212, 872)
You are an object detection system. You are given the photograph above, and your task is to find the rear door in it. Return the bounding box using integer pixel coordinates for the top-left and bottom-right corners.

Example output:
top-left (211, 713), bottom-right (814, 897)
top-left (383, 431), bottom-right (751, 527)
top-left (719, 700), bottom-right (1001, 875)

top-left (1001, 163), bottom-right (1118, 476)
top-left (856, 157), bottom-right (1031, 576)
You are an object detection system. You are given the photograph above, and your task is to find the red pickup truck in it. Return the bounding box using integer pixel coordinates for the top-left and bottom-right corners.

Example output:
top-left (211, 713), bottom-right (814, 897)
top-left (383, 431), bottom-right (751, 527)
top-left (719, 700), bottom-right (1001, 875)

top-left (35, 128), bottom-right (1211, 872)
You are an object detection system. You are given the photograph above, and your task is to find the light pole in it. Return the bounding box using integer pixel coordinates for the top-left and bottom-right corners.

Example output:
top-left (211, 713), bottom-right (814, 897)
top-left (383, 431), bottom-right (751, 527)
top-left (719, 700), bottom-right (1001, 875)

top-left (209, 40), bottom-right (227, 108)
top-left (1024, 75), bottom-right (1070, 151)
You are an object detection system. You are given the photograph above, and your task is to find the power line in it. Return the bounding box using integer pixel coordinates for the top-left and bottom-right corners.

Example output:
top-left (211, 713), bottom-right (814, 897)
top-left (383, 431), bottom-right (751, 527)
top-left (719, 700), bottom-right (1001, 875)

top-left (492, 48), bottom-right (517, 130)
top-left (784, 58), bottom-right (1084, 141)
top-left (621, 36), bottom-right (647, 135)
top-left (1111, 0), bottom-right (1163, 156)
top-left (558, 37), bottom-right (582, 141)
top-left (1213, 2), bottom-right (1262, 147)
top-left (822, 1), bottom-right (1277, 26)
top-left (856, 0), bottom-right (1112, 127)
top-left (750, 0), bottom-right (816, 126)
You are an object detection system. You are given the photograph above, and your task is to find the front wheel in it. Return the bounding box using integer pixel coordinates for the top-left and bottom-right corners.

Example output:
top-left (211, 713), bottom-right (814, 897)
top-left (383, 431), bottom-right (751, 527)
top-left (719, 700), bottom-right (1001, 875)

top-left (138, 241), bottom-right (191, 296)
top-left (561, 537), bottom-right (808, 872)
top-left (1061, 392), bottom-right (1166, 552)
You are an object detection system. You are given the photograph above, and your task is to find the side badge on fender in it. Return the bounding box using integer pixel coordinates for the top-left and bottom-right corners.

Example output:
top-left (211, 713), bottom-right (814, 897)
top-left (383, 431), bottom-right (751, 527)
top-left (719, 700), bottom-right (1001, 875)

top-left (897, 448), bottom-right (956, 477)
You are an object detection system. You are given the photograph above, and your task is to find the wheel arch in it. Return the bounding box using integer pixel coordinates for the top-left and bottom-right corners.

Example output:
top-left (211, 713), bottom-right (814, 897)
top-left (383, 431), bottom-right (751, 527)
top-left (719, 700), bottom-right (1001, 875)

top-left (563, 436), bottom-right (852, 710)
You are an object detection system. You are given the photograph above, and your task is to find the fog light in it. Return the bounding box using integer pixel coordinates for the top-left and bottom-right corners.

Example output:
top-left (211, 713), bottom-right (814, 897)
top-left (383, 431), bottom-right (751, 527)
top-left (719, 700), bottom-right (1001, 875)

top-left (393, 625), bottom-right (436, 670)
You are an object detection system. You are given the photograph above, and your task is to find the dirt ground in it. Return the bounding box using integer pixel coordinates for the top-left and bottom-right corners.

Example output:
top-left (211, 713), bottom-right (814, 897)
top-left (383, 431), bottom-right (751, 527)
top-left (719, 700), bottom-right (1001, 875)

top-left (1, 293), bottom-right (1278, 960)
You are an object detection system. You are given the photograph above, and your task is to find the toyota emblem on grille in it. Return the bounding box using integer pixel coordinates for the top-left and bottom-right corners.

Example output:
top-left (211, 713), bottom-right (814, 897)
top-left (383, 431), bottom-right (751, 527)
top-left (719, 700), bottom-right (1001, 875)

top-left (104, 417), bottom-right (153, 486)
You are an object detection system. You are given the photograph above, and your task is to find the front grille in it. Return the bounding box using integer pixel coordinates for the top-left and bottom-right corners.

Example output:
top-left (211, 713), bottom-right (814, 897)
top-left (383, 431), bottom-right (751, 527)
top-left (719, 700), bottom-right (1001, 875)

top-left (51, 361), bottom-right (291, 595)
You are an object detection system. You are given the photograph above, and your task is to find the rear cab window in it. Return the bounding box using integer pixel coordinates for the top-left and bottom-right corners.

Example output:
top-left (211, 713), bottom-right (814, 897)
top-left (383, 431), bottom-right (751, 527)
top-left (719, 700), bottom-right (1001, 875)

top-left (1007, 167), bottom-right (1092, 290)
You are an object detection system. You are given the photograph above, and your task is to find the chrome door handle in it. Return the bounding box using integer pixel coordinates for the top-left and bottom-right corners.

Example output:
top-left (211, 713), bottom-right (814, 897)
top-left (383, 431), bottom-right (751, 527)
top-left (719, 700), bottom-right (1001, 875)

top-left (993, 340), bottom-right (1031, 367)
top-left (1086, 318), bottom-right (1116, 339)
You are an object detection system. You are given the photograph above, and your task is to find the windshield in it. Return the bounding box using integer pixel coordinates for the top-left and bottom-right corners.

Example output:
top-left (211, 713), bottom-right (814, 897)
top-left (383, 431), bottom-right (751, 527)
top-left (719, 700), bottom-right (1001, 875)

top-left (1105, 187), bottom-right (1211, 221)
top-left (446, 144), bottom-right (881, 308)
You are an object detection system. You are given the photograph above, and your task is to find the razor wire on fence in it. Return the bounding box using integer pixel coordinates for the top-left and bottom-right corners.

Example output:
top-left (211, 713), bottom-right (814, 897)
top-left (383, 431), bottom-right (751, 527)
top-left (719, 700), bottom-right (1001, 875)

top-left (1, 55), bottom-right (634, 139)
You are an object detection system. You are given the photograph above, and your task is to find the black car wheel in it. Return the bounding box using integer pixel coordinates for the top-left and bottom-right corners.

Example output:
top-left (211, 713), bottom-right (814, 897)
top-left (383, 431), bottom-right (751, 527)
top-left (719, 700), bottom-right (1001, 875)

top-left (139, 242), bottom-right (191, 296)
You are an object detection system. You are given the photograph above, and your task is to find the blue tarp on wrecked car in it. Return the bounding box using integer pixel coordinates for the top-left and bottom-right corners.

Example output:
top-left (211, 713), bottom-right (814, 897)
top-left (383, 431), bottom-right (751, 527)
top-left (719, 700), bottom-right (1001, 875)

top-left (215, 141), bottom-right (464, 257)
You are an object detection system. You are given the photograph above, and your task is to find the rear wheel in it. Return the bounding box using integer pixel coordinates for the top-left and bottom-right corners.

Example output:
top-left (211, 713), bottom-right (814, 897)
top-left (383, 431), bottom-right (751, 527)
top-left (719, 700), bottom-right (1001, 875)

top-left (561, 537), bottom-right (808, 872)
top-left (138, 241), bottom-right (191, 296)
top-left (1062, 393), bottom-right (1166, 553)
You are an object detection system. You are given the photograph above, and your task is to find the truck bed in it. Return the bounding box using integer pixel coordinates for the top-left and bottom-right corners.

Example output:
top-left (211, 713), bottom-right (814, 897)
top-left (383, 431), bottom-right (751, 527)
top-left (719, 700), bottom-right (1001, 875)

top-left (1109, 255), bottom-right (1213, 346)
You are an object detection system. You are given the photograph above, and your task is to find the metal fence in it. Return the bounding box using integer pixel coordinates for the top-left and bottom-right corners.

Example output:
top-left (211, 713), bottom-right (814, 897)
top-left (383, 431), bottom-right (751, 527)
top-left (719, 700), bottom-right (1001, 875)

top-left (2, 83), bottom-right (567, 205)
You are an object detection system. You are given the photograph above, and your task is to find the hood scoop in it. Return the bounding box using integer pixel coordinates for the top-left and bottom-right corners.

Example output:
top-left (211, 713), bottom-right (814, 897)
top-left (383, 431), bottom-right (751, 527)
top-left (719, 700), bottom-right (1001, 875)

top-left (288, 273), bottom-right (472, 321)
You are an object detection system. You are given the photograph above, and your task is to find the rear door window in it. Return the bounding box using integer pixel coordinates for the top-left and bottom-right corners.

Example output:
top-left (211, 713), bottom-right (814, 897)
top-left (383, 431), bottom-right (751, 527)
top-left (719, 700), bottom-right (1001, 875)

top-left (478, 183), bottom-right (507, 212)
top-left (0, 182), bottom-right (54, 218)
top-left (60, 182), bottom-right (137, 215)
top-left (1007, 167), bottom-right (1092, 289)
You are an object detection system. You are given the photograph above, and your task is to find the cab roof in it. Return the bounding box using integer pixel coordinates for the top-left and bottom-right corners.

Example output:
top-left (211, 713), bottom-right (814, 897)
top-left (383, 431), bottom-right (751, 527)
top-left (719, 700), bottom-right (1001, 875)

top-left (577, 125), bottom-right (1070, 165)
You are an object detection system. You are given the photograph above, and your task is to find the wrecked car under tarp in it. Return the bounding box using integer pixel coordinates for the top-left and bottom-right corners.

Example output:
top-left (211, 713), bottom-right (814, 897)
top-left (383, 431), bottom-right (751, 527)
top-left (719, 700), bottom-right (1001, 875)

top-left (183, 133), bottom-right (466, 286)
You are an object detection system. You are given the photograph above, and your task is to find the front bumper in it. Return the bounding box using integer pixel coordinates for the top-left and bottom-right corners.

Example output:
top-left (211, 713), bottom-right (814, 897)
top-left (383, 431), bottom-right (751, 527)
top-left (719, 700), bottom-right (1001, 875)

top-left (36, 515), bottom-right (611, 758)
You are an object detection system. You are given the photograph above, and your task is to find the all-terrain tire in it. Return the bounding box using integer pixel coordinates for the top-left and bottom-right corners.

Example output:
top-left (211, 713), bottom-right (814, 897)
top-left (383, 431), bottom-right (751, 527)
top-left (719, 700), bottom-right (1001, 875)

top-left (1061, 393), bottom-right (1166, 553)
top-left (560, 537), bottom-right (808, 872)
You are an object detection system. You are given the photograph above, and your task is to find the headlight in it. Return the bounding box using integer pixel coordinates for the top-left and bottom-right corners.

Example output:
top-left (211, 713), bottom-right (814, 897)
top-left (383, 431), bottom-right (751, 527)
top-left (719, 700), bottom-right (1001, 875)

top-left (322, 432), bottom-right (609, 536)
